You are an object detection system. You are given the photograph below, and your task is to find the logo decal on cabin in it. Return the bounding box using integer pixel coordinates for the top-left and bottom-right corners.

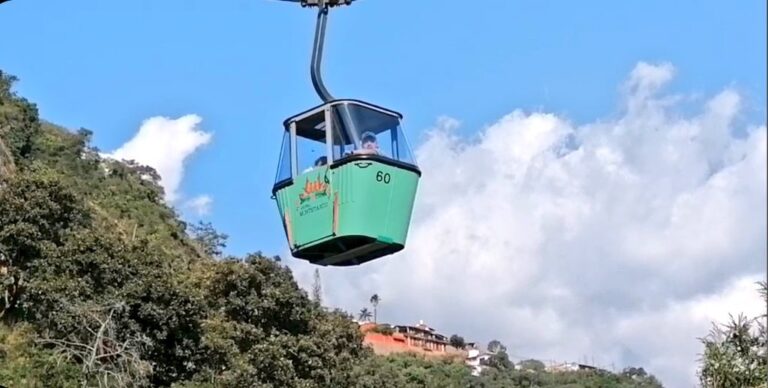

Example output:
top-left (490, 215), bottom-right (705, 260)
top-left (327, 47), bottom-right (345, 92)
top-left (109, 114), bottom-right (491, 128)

top-left (295, 173), bottom-right (331, 217)
top-left (299, 175), bottom-right (328, 203)
top-left (298, 174), bottom-right (330, 205)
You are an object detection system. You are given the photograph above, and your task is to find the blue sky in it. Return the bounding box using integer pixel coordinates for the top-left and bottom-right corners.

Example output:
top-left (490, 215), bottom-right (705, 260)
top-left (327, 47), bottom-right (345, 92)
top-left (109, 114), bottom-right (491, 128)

top-left (1, 0), bottom-right (764, 258)
top-left (2, 1), bottom-right (766, 385)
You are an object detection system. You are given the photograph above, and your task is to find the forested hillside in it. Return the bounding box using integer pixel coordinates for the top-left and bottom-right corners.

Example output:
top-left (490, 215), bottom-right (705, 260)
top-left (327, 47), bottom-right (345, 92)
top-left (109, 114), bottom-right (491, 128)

top-left (0, 69), bottom-right (369, 387)
top-left (0, 68), bottom-right (680, 387)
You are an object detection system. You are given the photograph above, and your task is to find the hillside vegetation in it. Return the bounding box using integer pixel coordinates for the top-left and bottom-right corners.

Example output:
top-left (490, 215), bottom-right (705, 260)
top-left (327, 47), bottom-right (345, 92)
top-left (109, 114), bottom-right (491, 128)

top-left (2, 68), bottom-right (760, 387)
top-left (0, 69), bottom-right (367, 387)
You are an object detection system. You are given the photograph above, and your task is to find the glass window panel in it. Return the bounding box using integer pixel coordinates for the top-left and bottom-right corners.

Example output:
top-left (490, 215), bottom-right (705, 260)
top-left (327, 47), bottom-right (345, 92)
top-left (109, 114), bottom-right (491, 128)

top-left (297, 133), bottom-right (327, 174)
top-left (392, 124), bottom-right (416, 165)
top-left (274, 131), bottom-right (291, 183)
top-left (329, 102), bottom-right (417, 166)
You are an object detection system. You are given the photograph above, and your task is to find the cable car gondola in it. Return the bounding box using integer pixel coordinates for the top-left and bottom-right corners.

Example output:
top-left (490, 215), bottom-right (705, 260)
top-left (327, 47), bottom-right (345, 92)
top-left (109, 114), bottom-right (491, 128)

top-left (271, 0), bottom-right (421, 266)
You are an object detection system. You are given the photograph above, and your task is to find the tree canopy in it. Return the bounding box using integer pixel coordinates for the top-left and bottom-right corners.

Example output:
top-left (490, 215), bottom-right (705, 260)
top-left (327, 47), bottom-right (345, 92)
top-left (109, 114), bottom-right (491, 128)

top-left (697, 281), bottom-right (767, 388)
top-left (0, 70), bottom-right (367, 387)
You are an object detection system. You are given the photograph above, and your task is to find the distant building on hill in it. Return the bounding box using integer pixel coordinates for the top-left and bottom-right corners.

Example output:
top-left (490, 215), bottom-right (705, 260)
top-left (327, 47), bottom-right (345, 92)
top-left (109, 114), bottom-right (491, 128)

top-left (358, 320), bottom-right (454, 357)
top-left (546, 361), bottom-right (600, 372)
top-left (465, 348), bottom-right (492, 376)
top-left (393, 320), bottom-right (449, 352)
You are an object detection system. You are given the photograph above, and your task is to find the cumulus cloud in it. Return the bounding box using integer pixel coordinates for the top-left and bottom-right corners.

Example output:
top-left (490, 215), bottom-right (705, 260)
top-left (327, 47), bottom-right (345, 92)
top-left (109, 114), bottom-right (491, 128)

top-left (184, 194), bottom-right (213, 216)
top-left (286, 61), bottom-right (766, 387)
top-left (104, 114), bottom-right (212, 204)
top-left (611, 273), bottom-right (765, 385)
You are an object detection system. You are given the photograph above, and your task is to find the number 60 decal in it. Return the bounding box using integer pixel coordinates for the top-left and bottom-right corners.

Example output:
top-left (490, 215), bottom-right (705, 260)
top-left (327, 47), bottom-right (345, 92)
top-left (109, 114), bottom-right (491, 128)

top-left (376, 171), bottom-right (391, 184)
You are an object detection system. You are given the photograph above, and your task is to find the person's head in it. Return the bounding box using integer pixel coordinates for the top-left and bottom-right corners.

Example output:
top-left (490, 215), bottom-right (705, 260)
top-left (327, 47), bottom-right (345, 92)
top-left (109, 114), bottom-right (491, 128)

top-left (361, 131), bottom-right (378, 151)
top-left (314, 156), bottom-right (327, 167)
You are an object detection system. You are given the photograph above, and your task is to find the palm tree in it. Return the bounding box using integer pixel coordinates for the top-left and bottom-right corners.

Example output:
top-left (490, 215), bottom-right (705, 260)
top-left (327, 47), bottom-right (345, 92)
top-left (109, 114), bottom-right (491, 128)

top-left (358, 308), bottom-right (372, 322)
top-left (370, 294), bottom-right (380, 323)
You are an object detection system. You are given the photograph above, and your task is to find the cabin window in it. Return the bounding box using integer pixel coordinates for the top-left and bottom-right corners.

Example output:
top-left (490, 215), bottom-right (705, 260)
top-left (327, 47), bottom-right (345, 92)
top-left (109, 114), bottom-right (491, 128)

top-left (296, 120), bottom-right (328, 174)
top-left (274, 131), bottom-right (292, 183)
top-left (331, 103), bottom-right (417, 166)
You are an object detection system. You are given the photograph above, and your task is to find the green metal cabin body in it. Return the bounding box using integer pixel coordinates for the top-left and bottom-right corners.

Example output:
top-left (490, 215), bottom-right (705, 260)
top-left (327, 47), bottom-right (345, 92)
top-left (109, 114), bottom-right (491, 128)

top-left (272, 99), bottom-right (421, 266)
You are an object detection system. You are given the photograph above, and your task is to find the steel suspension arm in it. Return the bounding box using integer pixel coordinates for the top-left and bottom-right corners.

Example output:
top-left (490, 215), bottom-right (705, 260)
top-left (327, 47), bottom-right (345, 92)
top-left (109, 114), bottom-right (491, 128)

top-left (311, 3), bottom-right (334, 102)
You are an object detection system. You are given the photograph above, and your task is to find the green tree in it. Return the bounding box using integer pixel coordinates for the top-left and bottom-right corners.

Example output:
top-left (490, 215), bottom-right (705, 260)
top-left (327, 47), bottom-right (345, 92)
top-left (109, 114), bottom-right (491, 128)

top-left (190, 254), bottom-right (368, 387)
top-left (0, 69), bottom-right (377, 387)
top-left (0, 70), bottom-right (42, 166)
top-left (518, 359), bottom-right (546, 372)
top-left (359, 308), bottom-right (373, 322)
top-left (697, 281), bottom-right (767, 388)
top-left (481, 340), bottom-right (512, 371)
top-left (0, 323), bottom-right (83, 387)
top-left (187, 220), bottom-right (228, 257)
top-left (370, 294), bottom-right (380, 322)
top-left (351, 352), bottom-right (473, 388)
top-left (449, 334), bottom-right (466, 349)
top-left (0, 165), bottom-right (88, 320)
top-left (487, 339), bottom-right (506, 354)
top-left (35, 302), bottom-right (153, 386)
top-left (622, 366), bottom-right (648, 378)
top-left (485, 350), bottom-right (513, 371)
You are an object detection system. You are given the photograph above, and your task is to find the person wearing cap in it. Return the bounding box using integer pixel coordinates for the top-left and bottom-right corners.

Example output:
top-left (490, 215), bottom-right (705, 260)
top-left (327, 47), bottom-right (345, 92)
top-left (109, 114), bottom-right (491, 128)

top-left (356, 131), bottom-right (380, 155)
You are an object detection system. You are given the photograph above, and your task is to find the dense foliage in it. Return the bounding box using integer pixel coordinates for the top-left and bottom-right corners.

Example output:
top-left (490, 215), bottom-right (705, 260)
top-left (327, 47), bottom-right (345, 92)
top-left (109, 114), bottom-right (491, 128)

top-left (0, 70), bottom-right (366, 387)
top-left (1, 69), bottom-right (673, 387)
top-left (350, 353), bottom-right (663, 388)
top-left (697, 281), bottom-right (767, 388)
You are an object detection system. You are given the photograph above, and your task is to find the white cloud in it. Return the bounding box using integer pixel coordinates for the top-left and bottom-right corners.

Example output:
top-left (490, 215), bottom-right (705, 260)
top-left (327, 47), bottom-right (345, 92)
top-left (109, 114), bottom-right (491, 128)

top-left (611, 273), bottom-right (766, 386)
top-left (184, 194), bottom-right (213, 216)
top-left (104, 114), bottom-right (212, 204)
top-left (285, 61), bottom-right (767, 388)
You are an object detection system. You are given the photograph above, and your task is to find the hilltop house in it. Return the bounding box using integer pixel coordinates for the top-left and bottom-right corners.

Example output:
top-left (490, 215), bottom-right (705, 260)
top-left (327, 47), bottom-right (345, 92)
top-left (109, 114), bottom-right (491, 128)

top-left (359, 320), bottom-right (452, 357)
top-left (465, 348), bottom-right (493, 376)
top-left (393, 320), bottom-right (449, 352)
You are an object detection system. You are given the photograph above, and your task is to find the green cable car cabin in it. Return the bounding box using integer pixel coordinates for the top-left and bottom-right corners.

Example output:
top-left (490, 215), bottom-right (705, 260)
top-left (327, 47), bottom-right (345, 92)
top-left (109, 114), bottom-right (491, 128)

top-left (272, 99), bottom-right (421, 266)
